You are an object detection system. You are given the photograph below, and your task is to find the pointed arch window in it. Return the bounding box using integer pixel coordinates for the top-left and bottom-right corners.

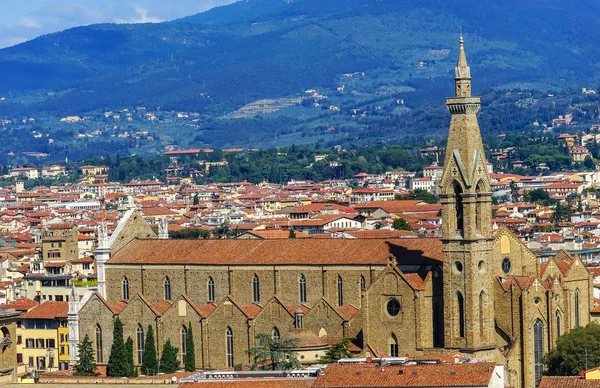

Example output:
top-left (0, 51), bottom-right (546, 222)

top-left (475, 181), bottom-right (484, 234)
top-left (479, 291), bottom-right (486, 338)
top-left (337, 276), bottom-right (344, 306)
top-left (181, 326), bottom-right (187, 363)
top-left (360, 275), bottom-right (366, 291)
top-left (389, 333), bottom-right (399, 357)
top-left (207, 277), bottom-right (215, 302)
top-left (164, 277), bottom-right (171, 301)
top-left (533, 319), bottom-right (544, 386)
top-left (95, 325), bottom-right (103, 363)
top-left (226, 327), bottom-right (234, 368)
top-left (575, 289), bottom-right (580, 328)
top-left (299, 274), bottom-right (307, 303)
top-left (272, 327), bottom-right (280, 342)
top-left (253, 275), bottom-right (260, 303)
top-left (457, 292), bottom-right (465, 338)
top-left (556, 310), bottom-right (561, 337)
top-left (122, 277), bottom-right (129, 301)
top-left (136, 325), bottom-right (144, 364)
top-left (453, 181), bottom-right (464, 232)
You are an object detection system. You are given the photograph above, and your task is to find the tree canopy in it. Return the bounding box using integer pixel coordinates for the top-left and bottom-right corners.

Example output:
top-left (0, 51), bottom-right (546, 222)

top-left (107, 318), bottom-right (129, 377)
top-left (545, 322), bottom-right (600, 376)
top-left (246, 333), bottom-right (300, 371)
top-left (74, 334), bottom-right (98, 376)
top-left (319, 337), bottom-right (354, 364)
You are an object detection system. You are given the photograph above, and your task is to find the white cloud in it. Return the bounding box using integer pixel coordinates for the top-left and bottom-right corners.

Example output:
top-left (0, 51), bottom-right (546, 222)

top-left (18, 18), bottom-right (42, 29)
top-left (116, 7), bottom-right (163, 24)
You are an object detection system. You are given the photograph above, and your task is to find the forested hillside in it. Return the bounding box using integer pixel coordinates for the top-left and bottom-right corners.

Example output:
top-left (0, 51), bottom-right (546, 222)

top-left (0, 0), bottom-right (599, 162)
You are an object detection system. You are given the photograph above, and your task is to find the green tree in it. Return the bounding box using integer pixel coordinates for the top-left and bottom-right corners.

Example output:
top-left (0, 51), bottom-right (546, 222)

top-left (184, 323), bottom-right (196, 372)
top-left (395, 189), bottom-right (437, 204)
top-left (193, 194), bottom-right (199, 205)
top-left (584, 156), bottom-right (595, 170)
top-left (525, 188), bottom-right (551, 204)
top-left (288, 228), bottom-right (296, 239)
top-left (74, 334), bottom-right (99, 376)
top-left (107, 318), bottom-right (129, 377)
top-left (553, 202), bottom-right (572, 224)
top-left (159, 340), bottom-right (180, 374)
top-left (141, 325), bottom-right (158, 376)
top-left (318, 337), bottom-right (354, 364)
top-left (546, 322), bottom-right (600, 376)
top-left (246, 333), bottom-right (300, 370)
top-left (125, 336), bottom-right (137, 377)
top-left (392, 217), bottom-right (412, 231)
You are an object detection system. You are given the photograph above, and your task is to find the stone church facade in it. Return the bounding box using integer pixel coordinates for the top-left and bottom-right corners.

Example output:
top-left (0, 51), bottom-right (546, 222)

top-left (75, 38), bottom-right (592, 388)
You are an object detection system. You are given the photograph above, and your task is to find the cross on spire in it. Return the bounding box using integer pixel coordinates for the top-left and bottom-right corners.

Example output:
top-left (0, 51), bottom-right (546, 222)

top-left (532, 279), bottom-right (541, 292)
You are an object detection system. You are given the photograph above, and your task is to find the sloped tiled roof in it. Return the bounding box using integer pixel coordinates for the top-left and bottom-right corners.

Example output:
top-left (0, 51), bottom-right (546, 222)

top-left (312, 362), bottom-right (496, 387)
top-left (539, 376), bottom-right (600, 388)
top-left (21, 301), bottom-right (68, 319)
top-left (108, 238), bottom-right (443, 266)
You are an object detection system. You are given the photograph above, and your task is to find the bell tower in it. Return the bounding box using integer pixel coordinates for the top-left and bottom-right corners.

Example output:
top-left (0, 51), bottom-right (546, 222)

top-left (439, 36), bottom-right (495, 356)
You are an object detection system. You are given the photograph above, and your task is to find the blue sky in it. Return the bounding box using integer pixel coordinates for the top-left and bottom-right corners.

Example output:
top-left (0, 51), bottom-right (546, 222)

top-left (0, 0), bottom-right (237, 48)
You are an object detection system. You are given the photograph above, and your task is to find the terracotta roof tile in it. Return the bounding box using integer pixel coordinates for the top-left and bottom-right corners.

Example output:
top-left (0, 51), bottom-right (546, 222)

top-left (335, 305), bottom-right (359, 321)
top-left (539, 376), bottom-right (600, 388)
top-left (108, 238), bottom-right (443, 266)
top-left (0, 297), bottom-right (38, 312)
top-left (193, 303), bottom-right (217, 318)
top-left (312, 362), bottom-right (496, 387)
top-left (152, 301), bottom-right (172, 315)
top-left (181, 381), bottom-right (314, 388)
top-left (240, 304), bottom-right (263, 318)
top-left (20, 301), bottom-right (68, 319)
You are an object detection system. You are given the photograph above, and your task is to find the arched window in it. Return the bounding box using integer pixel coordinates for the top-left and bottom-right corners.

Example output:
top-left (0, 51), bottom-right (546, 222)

top-left (253, 274), bottom-right (260, 303)
top-left (136, 325), bottom-right (144, 365)
top-left (389, 333), bottom-right (399, 357)
top-left (533, 319), bottom-right (544, 386)
top-left (164, 277), bottom-right (171, 301)
top-left (337, 276), bottom-right (344, 306)
top-left (556, 310), bottom-right (561, 337)
top-left (122, 277), bottom-right (129, 301)
top-left (457, 292), bottom-right (465, 338)
top-left (453, 181), bottom-right (464, 231)
top-left (475, 181), bottom-right (483, 234)
top-left (479, 291), bottom-right (486, 339)
top-left (575, 289), bottom-right (580, 328)
top-left (360, 275), bottom-right (366, 291)
top-left (272, 327), bottom-right (280, 342)
top-left (181, 326), bottom-right (187, 363)
top-left (95, 325), bottom-right (103, 363)
top-left (207, 277), bottom-right (215, 303)
top-left (226, 327), bottom-right (234, 368)
top-left (299, 274), bottom-right (307, 303)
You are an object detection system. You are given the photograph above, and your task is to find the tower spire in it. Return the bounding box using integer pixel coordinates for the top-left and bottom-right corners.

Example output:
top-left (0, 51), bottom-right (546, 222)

top-left (454, 35), bottom-right (471, 97)
top-left (439, 35), bottom-right (495, 357)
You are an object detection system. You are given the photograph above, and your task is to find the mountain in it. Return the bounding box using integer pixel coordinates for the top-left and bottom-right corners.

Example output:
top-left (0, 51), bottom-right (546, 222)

top-left (0, 0), bottom-right (599, 162)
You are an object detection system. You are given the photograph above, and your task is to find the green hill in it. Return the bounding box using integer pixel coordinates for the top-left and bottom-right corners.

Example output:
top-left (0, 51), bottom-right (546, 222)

top-left (0, 0), bottom-right (599, 162)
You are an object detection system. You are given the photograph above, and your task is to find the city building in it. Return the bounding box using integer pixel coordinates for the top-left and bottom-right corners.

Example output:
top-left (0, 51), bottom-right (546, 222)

top-left (70, 38), bottom-right (592, 388)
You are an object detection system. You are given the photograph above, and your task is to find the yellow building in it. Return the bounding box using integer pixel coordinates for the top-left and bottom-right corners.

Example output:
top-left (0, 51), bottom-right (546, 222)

top-left (18, 301), bottom-right (69, 372)
top-left (80, 165), bottom-right (109, 176)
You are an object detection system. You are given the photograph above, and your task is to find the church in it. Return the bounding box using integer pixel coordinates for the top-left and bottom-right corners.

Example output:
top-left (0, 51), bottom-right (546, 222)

top-left (70, 38), bottom-right (592, 388)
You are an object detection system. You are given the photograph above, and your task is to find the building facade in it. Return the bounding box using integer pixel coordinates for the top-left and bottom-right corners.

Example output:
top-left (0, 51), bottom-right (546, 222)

top-left (74, 38), bottom-right (593, 388)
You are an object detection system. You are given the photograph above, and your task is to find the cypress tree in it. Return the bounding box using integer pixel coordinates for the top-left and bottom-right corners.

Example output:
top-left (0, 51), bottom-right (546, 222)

top-left (74, 334), bottom-right (98, 376)
top-left (141, 325), bottom-right (158, 376)
top-left (184, 323), bottom-right (195, 372)
top-left (107, 318), bottom-right (128, 377)
top-left (159, 340), bottom-right (179, 374)
top-left (125, 336), bottom-right (137, 377)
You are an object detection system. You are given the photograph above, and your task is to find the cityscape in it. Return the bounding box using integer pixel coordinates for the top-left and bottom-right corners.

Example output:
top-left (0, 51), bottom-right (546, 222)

top-left (0, 1), bottom-right (600, 388)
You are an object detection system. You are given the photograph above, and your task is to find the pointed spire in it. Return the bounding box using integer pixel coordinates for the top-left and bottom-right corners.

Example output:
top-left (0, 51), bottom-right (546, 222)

top-left (455, 34), bottom-right (471, 80)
